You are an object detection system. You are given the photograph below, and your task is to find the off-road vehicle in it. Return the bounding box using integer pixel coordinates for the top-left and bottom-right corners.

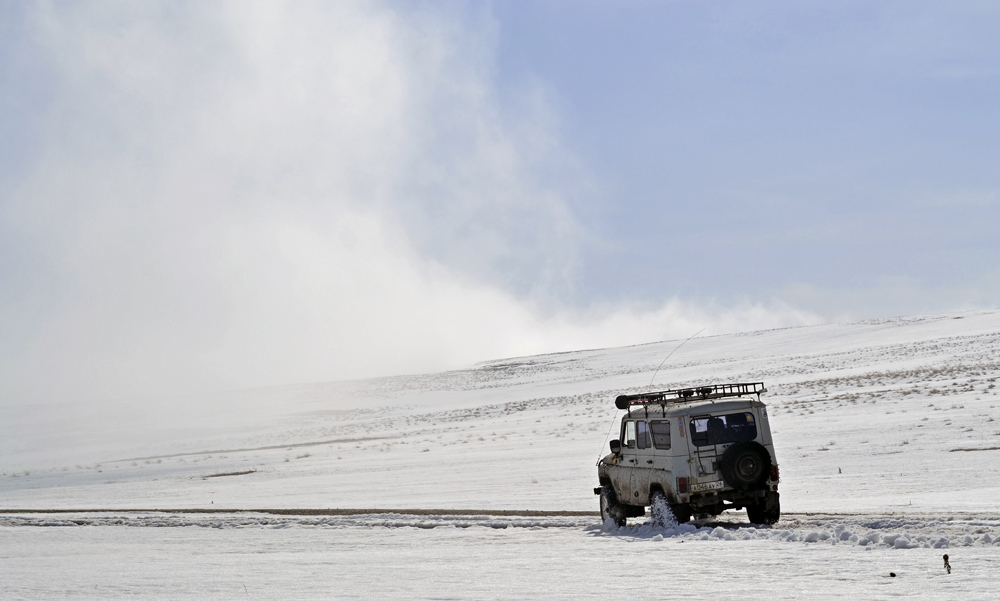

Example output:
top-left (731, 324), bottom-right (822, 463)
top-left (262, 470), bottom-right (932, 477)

top-left (595, 382), bottom-right (780, 526)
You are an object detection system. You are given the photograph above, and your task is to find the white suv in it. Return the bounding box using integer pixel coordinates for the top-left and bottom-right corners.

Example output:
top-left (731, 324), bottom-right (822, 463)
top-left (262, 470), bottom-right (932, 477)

top-left (595, 383), bottom-right (780, 526)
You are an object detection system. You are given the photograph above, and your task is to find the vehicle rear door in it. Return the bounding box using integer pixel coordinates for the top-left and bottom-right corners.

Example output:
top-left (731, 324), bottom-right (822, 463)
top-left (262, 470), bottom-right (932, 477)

top-left (687, 415), bottom-right (725, 495)
top-left (687, 411), bottom-right (760, 493)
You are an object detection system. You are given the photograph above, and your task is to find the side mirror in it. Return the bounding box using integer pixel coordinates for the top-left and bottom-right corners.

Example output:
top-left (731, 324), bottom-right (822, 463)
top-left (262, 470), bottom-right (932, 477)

top-left (609, 439), bottom-right (621, 454)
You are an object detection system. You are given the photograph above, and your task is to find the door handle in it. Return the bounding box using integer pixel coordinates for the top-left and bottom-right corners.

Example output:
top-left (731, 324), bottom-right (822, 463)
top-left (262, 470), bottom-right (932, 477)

top-left (647, 460), bottom-right (653, 464)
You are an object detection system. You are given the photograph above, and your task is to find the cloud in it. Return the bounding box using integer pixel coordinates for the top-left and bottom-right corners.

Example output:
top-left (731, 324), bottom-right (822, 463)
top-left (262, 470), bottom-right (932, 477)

top-left (0, 1), bottom-right (821, 405)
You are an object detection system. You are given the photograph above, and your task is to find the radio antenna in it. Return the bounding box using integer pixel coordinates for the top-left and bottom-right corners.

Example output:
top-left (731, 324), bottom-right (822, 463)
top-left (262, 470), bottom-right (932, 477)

top-left (595, 327), bottom-right (704, 463)
top-left (649, 328), bottom-right (704, 387)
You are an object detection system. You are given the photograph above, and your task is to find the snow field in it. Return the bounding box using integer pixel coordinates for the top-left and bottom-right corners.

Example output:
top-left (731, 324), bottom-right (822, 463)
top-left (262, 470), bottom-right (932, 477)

top-left (2, 519), bottom-right (997, 600)
top-left (4, 309), bottom-right (1000, 598)
top-left (3, 511), bottom-right (999, 551)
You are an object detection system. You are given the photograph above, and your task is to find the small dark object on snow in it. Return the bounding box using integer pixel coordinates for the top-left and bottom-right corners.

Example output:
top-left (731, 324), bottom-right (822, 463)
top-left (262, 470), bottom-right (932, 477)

top-left (889, 572), bottom-right (896, 578)
top-left (943, 554), bottom-right (951, 574)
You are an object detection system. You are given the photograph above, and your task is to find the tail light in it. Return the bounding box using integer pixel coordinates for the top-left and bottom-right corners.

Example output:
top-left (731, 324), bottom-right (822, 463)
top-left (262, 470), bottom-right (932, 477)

top-left (770, 465), bottom-right (779, 482)
top-left (677, 477), bottom-right (688, 494)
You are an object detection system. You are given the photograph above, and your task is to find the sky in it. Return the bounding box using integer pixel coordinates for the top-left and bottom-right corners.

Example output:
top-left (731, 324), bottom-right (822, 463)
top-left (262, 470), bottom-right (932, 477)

top-left (1, 1), bottom-right (998, 406)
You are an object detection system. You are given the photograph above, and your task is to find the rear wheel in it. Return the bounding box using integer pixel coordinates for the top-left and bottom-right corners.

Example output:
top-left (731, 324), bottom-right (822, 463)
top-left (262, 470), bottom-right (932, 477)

top-left (599, 486), bottom-right (627, 527)
top-left (747, 491), bottom-right (780, 525)
top-left (669, 503), bottom-right (691, 523)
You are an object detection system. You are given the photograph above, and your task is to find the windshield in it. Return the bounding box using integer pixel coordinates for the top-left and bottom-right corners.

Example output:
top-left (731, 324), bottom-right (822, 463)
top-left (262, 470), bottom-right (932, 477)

top-left (623, 421), bottom-right (637, 449)
top-left (621, 420), bottom-right (653, 450)
top-left (690, 412), bottom-right (757, 447)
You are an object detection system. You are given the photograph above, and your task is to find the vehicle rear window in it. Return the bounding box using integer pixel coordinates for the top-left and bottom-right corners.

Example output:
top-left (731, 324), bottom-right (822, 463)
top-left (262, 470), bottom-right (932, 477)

top-left (649, 420), bottom-right (670, 449)
top-left (690, 412), bottom-right (757, 447)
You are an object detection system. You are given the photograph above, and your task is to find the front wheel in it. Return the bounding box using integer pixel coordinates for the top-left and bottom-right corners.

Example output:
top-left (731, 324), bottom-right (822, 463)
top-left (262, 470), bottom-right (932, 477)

top-left (599, 486), bottom-right (627, 527)
top-left (747, 491), bottom-right (780, 525)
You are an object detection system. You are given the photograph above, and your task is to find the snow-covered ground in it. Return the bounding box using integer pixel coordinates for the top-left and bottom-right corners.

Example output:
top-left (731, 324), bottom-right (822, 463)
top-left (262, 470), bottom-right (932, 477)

top-left (2, 512), bottom-right (997, 599)
top-left (3, 309), bottom-right (1000, 598)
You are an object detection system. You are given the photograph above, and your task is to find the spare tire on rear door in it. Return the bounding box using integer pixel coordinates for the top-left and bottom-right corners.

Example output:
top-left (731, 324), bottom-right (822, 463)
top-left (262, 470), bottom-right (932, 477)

top-left (719, 441), bottom-right (771, 492)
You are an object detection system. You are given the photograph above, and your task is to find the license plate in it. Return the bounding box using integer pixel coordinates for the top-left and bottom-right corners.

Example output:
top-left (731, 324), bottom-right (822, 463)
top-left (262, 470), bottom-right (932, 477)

top-left (690, 480), bottom-right (724, 492)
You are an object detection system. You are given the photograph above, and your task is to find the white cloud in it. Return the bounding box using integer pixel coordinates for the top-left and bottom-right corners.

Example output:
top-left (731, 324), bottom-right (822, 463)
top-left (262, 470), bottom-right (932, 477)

top-left (0, 1), bottom-right (821, 404)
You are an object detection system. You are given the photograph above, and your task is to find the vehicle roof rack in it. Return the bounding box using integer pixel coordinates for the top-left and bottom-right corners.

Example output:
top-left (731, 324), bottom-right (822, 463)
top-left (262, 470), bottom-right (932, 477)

top-left (615, 382), bottom-right (766, 410)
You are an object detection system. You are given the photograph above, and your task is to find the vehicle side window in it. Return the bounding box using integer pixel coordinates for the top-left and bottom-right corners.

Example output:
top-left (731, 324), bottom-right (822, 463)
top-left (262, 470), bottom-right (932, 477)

top-left (623, 421), bottom-right (637, 449)
top-left (636, 421), bottom-right (651, 450)
top-left (650, 420), bottom-right (670, 449)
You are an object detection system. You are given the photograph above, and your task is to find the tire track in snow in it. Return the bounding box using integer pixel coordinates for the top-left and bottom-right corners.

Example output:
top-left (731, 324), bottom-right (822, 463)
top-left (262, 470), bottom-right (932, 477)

top-left (0, 508), bottom-right (597, 517)
top-left (2, 510), bottom-right (999, 550)
top-left (105, 435), bottom-right (394, 463)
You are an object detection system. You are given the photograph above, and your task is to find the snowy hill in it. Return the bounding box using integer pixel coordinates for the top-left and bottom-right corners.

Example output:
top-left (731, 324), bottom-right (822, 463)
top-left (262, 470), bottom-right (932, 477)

top-left (3, 309), bottom-right (1000, 514)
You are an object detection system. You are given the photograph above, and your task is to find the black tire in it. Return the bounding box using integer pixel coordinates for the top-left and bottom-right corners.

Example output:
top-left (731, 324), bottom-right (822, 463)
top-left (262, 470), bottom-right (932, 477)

top-left (669, 503), bottom-right (691, 523)
top-left (719, 441), bottom-right (772, 492)
top-left (747, 491), bottom-right (780, 525)
top-left (599, 486), bottom-right (627, 527)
